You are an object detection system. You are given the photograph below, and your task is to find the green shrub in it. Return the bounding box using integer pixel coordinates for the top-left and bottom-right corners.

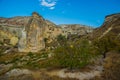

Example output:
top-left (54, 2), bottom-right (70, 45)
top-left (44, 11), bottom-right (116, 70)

top-left (27, 52), bottom-right (34, 58)
top-left (57, 34), bottom-right (67, 45)
top-left (53, 39), bottom-right (97, 69)
top-left (93, 33), bottom-right (120, 58)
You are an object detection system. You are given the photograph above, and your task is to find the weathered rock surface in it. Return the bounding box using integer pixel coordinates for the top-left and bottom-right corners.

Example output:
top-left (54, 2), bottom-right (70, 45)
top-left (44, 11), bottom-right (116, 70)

top-left (0, 12), bottom-right (94, 52)
top-left (0, 69), bottom-right (34, 80)
top-left (90, 13), bottom-right (120, 40)
top-left (19, 12), bottom-right (46, 52)
top-left (0, 64), bottom-right (13, 75)
top-left (44, 20), bottom-right (62, 43)
top-left (59, 24), bottom-right (93, 37)
top-left (0, 30), bottom-right (18, 46)
top-left (0, 12), bottom-right (62, 52)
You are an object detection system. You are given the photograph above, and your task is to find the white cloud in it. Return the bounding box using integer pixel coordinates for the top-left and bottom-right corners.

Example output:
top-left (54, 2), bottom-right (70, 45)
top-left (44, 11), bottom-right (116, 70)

top-left (50, 7), bottom-right (55, 10)
top-left (40, 0), bottom-right (57, 10)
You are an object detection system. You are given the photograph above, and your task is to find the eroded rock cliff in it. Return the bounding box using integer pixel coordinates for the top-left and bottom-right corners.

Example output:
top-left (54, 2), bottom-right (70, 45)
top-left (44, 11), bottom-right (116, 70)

top-left (91, 13), bottom-right (120, 39)
top-left (19, 12), bottom-right (45, 52)
top-left (0, 12), bottom-right (62, 52)
top-left (59, 24), bottom-right (93, 37)
top-left (0, 12), bottom-right (94, 52)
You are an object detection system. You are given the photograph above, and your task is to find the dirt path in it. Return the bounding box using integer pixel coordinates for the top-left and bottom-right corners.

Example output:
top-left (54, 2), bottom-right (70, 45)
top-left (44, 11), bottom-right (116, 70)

top-left (31, 66), bottom-right (103, 80)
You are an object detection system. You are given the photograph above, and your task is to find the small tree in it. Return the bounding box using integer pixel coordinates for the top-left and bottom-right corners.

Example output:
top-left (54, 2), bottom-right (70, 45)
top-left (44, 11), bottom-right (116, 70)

top-left (44, 38), bottom-right (48, 43)
top-left (93, 33), bottom-right (120, 58)
top-left (53, 39), bottom-right (97, 69)
top-left (57, 34), bottom-right (67, 45)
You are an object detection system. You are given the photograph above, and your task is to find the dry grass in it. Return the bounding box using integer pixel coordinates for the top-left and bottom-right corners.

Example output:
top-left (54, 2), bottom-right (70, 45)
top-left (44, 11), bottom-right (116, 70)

top-left (102, 52), bottom-right (120, 80)
top-left (0, 52), bottom-right (26, 64)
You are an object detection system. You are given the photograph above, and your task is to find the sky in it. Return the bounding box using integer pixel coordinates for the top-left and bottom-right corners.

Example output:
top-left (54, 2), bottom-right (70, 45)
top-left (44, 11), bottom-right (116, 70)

top-left (0, 0), bottom-right (120, 27)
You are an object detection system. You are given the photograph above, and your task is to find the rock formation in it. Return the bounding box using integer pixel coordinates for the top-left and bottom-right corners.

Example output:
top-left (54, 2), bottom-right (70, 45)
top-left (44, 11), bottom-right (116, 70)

top-left (19, 12), bottom-right (45, 52)
top-left (0, 30), bottom-right (18, 46)
top-left (0, 12), bottom-right (94, 52)
top-left (91, 13), bottom-right (120, 39)
top-left (59, 24), bottom-right (93, 37)
top-left (0, 12), bottom-right (62, 52)
top-left (44, 20), bottom-right (62, 43)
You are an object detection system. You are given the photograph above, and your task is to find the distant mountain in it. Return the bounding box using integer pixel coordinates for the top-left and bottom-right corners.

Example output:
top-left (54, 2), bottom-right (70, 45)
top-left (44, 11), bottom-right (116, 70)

top-left (59, 24), bottom-right (93, 37)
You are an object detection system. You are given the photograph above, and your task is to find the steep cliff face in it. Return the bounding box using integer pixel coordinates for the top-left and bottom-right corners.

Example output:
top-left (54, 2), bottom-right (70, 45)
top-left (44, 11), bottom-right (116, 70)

top-left (18, 12), bottom-right (46, 52)
top-left (91, 13), bottom-right (120, 39)
top-left (44, 20), bottom-right (62, 43)
top-left (0, 12), bottom-right (62, 52)
top-left (0, 12), bottom-right (95, 52)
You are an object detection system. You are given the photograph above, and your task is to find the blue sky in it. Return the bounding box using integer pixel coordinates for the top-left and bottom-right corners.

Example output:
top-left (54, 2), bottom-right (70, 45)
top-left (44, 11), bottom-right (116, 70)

top-left (0, 0), bottom-right (120, 27)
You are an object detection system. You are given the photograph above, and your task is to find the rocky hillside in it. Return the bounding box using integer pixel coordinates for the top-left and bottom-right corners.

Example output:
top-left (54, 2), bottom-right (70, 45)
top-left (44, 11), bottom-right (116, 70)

top-left (0, 13), bottom-right (120, 80)
top-left (0, 12), bottom-right (62, 52)
top-left (0, 12), bottom-right (94, 52)
top-left (59, 24), bottom-right (93, 37)
top-left (91, 13), bottom-right (120, 39)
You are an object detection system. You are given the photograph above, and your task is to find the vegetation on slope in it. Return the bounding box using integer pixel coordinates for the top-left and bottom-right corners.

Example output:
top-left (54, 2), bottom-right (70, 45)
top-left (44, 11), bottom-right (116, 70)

top-left (1, 30), bottom-right (120, 80)
top-left (53, 39), bottom-right (98, 69)
top-left (93, 32), bottom-right (120, 58)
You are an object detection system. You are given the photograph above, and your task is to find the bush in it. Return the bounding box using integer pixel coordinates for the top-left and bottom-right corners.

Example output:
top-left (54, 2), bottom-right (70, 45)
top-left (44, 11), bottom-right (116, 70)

top-left (103, 52), bottom-right (120, 80)
top-left (27, 52), bottom-right (34, 58)
top-left (93, 33), bottom-right (120, 58)
top-left (57, 34), bottom-right (67, 45)
top-left (53, 39), bottom-right (97, 69)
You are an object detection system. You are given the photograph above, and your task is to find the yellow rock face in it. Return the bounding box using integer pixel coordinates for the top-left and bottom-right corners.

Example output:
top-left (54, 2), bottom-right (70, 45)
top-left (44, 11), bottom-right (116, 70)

top-left (18, 12), bottom-right (46, 52)
top-left (0, 30), bottom-right (18, 46)
top-left (0, 12), bottom-right (63, 52)
top-left (10, 37), bottom-right (18, 46)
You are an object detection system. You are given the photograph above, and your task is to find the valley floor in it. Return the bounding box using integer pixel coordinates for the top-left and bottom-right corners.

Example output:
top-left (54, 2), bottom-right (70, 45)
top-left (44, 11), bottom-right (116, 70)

top-left (0, 65), bottom-right (103, 80)
top-left (0, 52), bottom-right (103, 80)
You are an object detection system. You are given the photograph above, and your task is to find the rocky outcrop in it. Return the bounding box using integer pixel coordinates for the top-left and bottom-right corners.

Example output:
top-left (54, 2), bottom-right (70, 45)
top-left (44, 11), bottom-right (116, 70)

top-left (59, 24), bottom-right (93, 37)
top-left (91, 13), bottom-right (120, 39)
top-left (0, 69), bottom-right (34, 80)
top-left (0, 12), bottom-right (62, 52)
top-left (44, 20), bottom-right (62, 43)
top-left (0, 12), bottom-right (94, 52)
top-left (18, 12), bottom-right (46, 52)
top-left (0, 30), bottom-right (18, 46)
top-left (0, 12), bottom-right (46, 52)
